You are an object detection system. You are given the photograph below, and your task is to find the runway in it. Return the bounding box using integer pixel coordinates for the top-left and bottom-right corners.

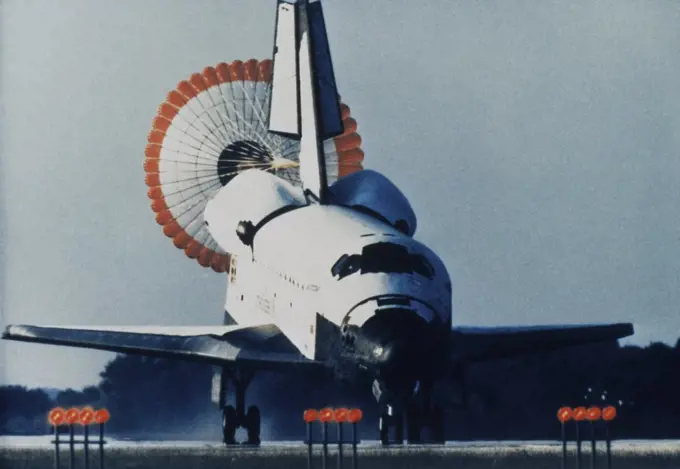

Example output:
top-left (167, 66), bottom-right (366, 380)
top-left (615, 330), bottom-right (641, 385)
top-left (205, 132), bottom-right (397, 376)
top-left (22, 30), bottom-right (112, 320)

top-left (3, 436), bottom-right (680, 469)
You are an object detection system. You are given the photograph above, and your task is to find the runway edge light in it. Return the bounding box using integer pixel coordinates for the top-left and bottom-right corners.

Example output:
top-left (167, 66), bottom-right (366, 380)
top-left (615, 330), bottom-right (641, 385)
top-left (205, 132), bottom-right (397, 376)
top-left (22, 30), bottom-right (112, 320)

top-left (65, 408), bottom-right (80, 425)
top-left (48, 407), bottom-right (66, 426)
top-left (334, 408), bottom-right (349, 423)
top-left (602, 406), bottom-right (617, 421)
top-left (304, 408), bottom-right (320, 423)
top-left (573, 406), bottom-right (587, 422)
top-left (319, 407), bottom-right (335, 423)
top-left (586, 406), bottom-right (602, 422)
top-left (94, 408), bottom-right (111, 424)
top-left (47, 407), bottom-right (110, 469)
top-left (79, 407), bottom-right (95, 426)
top-left (348, 408), bottom-right (363, 423)
top-left (302, 407), bottom-right (364, 469)
top-left (557, 406), bottom-right (573, 423)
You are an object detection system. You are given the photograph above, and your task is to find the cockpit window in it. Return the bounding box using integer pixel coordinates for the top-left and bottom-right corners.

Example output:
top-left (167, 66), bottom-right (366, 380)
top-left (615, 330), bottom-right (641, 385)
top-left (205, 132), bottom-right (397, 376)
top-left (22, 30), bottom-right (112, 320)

top-left (411, 254), bottom-right (435, 278)
top-left (361, 242), bottom-right (412, 275)
top-left (331, 254), bottom-right (362, 278)
top-left (331, 242), bottom-right (435, 280)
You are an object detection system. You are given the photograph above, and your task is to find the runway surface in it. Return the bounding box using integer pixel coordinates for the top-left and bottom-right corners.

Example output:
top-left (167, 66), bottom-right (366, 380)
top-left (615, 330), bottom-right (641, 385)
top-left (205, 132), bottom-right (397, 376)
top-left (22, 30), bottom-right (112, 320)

top-left (4, 435), bottom-right (680, 450)
top-left (3, 436), bottom-right (680, 469)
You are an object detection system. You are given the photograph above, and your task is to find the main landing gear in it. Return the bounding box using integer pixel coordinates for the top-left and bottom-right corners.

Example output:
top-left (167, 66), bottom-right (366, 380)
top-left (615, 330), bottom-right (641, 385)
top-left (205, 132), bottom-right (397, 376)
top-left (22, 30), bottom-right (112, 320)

top-left (378, 382), bottom-right (446, 445)
top-left (378, 404), bottom-right (445, 445)
top-left (220, 368), bottom-right (261, 446)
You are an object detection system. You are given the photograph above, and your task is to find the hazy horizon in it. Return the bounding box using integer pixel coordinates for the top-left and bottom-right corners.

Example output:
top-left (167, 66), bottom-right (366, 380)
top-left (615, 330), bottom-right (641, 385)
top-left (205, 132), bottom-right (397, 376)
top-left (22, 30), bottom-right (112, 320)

top-left (2, 0), bottom-right (679, 389)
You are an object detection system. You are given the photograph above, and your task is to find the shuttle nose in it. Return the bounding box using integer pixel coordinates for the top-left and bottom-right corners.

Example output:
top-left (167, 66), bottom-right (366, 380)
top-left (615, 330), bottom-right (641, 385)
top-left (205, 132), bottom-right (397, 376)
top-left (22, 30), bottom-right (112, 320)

top-left (344, 306), bottom-right (440, 384)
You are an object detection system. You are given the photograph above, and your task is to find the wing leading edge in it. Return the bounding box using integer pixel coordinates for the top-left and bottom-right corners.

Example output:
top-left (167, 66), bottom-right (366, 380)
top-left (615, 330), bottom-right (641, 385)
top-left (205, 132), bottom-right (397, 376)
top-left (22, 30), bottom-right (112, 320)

top-left (3, 322), bottom-right (634, 372)
top-left (2, 324), bottom-right (324, 372)
top-left (451, 322), bottom-right (634, 364)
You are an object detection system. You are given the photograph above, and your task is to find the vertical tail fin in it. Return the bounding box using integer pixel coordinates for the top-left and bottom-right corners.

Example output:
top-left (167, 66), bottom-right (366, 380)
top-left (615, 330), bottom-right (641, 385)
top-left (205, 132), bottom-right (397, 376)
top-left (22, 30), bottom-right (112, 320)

top-left (268, 1), bottom-right (300, 138)
top-left (306, 0), bottom-right (344, 139)
top-left (268, 0), bottom-right (342, 204)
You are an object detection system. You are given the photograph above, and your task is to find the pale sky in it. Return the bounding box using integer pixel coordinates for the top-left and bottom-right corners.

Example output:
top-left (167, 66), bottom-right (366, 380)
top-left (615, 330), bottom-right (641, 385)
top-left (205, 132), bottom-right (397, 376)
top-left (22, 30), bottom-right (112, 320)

top-left (1, 0), bottom-right (679, 389)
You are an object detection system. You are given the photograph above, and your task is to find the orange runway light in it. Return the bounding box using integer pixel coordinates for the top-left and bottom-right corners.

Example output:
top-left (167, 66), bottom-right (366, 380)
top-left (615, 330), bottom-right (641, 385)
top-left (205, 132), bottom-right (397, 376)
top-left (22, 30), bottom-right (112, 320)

top-left (79, 407), bottom-right (95, 425)
top-left (65, 408), bottom-right (80, 425)
top-left (334, 408), bottom-right (349, 423)
top-left (602, 406), bottom-right (617, 421)
top-left (304, 409), bottom-right (319, 423)
top-left (557, 406), bottom-right (573, 423)
top-left (348, 408), bottom-right (363, 423)
top-left (93, 408), bottom-right (110, 424)
top-left (48, 407), bottom-right (66, 426)
top-left (573, 406), bottom-right (587, 421)
top-left (586, 406), bottom-right (602, 421)
top-left (319, 407), bottom-right (335, 423)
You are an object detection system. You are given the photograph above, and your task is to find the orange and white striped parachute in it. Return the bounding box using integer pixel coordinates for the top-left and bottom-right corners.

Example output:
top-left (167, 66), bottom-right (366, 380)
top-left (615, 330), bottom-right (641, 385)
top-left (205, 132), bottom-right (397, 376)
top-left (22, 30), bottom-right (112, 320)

top-left (144, 59), bottom-right (364, 273)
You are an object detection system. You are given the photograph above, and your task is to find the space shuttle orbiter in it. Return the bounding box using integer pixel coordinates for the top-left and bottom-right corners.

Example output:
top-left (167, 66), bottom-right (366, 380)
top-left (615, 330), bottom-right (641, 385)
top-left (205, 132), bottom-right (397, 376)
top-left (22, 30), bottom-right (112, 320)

top-left (3, 0), bottom-right (633, 446)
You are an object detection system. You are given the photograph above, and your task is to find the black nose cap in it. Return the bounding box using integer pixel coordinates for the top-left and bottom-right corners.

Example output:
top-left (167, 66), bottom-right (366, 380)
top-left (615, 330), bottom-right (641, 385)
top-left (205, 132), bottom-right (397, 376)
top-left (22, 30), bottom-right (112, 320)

top-left (357, 308), bottom-right (430, 380)
top-left (373, 339), bottom-right (412, 374)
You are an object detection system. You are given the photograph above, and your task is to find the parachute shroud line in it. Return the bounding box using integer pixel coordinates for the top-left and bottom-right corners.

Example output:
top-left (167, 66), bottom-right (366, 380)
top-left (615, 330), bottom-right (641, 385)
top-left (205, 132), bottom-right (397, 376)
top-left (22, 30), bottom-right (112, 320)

top-left (144, 63), bottom-right (364, 273)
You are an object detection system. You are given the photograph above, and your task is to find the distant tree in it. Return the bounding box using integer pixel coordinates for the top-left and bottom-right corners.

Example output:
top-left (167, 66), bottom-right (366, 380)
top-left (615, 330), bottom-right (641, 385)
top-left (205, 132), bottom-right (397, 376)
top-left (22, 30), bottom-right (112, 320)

top-left (0, 386), bottom-right (52, 435)
top-left (4, 337), bottom-right (680, 439)
top-left (97, 354), bottom-right (214, 433)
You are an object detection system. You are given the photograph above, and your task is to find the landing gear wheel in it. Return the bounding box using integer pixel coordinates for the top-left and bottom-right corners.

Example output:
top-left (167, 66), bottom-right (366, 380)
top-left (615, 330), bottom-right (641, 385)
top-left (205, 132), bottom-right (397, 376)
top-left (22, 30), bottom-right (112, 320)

top-left (394, 415), bottom-right (404, 445)
top-left (379, 413), bottom-right (390, 446)
top-left (430, 406), bottom-right (445, 444)
top-left (245, 405), bottom-right (261, 446)
top-left (378, 410), bottom-right (404, 446)
top-left (222, 406), bottom-right (237, 445)
top-left (406, 405), bottom-right (423, 444)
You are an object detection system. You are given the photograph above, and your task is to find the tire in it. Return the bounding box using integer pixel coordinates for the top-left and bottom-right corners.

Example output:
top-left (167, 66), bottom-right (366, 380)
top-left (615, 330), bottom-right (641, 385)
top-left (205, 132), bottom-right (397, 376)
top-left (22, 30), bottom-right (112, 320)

top-left (406, 406), bottom-right (422, 444)
top-left (222, 406), bottom-right (237, 445)
top-left (379, 413), bottom-right (390, 446)
top-left (430, 406), bottom-right (446, 444)
top-left (394, 415), bottom-right (404, 445)
top-left (245, 405), bottom-right (261, 445)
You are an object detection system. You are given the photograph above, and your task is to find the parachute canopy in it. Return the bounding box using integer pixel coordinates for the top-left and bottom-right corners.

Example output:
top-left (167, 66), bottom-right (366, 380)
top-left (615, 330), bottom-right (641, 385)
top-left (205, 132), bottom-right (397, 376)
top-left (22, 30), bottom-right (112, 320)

top-left (144, 59), bottom-right (365, 273)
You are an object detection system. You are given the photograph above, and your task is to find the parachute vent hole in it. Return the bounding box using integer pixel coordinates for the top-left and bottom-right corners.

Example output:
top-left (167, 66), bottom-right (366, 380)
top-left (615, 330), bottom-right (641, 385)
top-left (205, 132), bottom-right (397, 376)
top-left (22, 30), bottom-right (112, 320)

top-left (218, 140), bottom-right (272, 186)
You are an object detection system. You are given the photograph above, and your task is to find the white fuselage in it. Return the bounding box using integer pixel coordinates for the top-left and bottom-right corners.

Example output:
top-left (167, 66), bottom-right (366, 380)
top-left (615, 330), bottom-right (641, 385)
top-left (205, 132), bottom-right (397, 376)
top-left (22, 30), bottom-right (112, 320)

top-left (220, 202), bottom-right (452, 361)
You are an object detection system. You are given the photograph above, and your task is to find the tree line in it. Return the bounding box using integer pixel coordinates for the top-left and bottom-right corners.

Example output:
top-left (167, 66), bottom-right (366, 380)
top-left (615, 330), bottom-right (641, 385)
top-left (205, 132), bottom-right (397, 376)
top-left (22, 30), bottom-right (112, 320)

top-left (2, 338), bottom-right (679, 439)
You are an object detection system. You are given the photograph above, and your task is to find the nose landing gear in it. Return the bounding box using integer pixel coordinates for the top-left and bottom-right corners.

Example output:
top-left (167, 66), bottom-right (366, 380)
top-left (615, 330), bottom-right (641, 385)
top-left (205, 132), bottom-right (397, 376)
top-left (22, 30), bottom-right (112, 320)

top-left (376, 380), bottom-right (446, 446)
top-left (405, 403), bottom-right (445, 444)
top-left (378, 405), bottom-right (404, 445)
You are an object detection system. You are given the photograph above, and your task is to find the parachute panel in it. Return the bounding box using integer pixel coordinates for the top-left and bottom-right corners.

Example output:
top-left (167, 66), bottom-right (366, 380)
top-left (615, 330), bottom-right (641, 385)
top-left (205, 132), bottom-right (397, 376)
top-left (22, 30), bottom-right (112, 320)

top-left (144, 59), bottom-right (364, 272)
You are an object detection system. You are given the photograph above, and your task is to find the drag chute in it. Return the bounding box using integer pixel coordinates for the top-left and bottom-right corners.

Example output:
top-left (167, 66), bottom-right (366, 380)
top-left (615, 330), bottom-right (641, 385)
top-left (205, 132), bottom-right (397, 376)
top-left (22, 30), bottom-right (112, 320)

top-left (144, 59), bottom-right (365, 272)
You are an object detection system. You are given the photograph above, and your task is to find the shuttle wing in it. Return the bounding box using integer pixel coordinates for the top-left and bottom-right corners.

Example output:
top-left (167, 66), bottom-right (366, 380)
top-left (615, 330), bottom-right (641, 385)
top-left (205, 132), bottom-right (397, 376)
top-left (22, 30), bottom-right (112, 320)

top-left (450, 322), bottom-right (634, 364)
top-left (2, 323), bottom-right (324, 372)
